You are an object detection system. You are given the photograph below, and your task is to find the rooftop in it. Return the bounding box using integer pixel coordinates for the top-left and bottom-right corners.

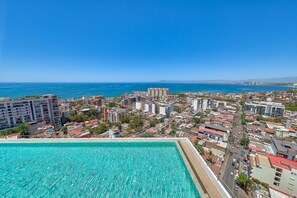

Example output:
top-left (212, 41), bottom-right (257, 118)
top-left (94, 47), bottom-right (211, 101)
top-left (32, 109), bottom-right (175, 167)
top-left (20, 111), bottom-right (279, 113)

top-left (252, 153), bottom-right (297, 171)
top-left (269, 155), bottom-right (297, 171)
top-left (205, 124), bottom-right (229, 133)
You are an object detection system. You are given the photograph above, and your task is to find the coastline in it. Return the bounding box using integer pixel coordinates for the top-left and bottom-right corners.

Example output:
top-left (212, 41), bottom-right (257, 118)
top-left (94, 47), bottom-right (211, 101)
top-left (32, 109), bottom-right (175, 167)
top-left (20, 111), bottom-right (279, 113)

top-left (0, 82), bottom-right (295, 100)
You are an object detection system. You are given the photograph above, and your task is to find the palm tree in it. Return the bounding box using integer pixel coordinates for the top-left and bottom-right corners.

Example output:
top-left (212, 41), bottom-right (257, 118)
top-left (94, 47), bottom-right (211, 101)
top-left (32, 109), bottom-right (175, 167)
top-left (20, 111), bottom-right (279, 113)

top-left (236, 173), bottom-right (250, 191)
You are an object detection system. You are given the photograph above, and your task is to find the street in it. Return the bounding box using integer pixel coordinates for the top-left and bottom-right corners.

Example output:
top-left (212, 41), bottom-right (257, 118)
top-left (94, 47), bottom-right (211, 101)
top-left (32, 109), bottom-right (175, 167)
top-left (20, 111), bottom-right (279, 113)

top-left (219, 104), bottom-right (248, 198)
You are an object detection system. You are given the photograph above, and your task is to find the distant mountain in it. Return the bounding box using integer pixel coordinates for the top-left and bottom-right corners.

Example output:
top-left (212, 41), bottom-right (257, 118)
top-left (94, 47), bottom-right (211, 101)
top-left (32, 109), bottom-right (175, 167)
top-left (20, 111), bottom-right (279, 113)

top-left (157, 80), bottom-right (236, 84)
top-left (247, 77), bottom-right (297, 83)
top-left (158, 77), bottom-right (297, 84)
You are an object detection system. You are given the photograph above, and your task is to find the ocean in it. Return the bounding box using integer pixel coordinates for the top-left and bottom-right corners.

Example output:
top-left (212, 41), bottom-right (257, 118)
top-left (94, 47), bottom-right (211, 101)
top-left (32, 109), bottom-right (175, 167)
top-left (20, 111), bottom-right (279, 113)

top-left (0, 83), bottom-right (294, 99)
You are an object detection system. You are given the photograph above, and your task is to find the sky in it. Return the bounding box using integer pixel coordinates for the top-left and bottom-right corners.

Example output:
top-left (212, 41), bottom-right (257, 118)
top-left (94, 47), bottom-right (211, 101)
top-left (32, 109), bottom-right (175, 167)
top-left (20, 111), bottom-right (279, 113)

top-left (0, 0), bottom-right (297, 82)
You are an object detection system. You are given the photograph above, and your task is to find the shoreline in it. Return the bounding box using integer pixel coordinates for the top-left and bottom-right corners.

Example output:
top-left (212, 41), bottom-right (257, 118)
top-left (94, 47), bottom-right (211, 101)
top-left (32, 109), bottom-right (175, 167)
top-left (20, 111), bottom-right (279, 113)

top-left (0, 82), bottom-right (295, 100)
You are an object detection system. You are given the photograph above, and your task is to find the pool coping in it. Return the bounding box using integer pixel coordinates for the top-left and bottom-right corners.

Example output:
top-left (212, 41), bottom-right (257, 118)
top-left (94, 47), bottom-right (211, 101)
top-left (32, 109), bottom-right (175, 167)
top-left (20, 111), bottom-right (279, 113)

top-left (174, 140), bottom-right (206, 198)
top-left (0, 138), bottom-right (231, 198)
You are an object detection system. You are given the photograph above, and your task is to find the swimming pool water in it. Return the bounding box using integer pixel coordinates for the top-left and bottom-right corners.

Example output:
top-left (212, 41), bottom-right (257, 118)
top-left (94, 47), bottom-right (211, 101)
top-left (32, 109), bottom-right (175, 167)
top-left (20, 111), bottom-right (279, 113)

top-left (0, 142), bottom-right (201, 198)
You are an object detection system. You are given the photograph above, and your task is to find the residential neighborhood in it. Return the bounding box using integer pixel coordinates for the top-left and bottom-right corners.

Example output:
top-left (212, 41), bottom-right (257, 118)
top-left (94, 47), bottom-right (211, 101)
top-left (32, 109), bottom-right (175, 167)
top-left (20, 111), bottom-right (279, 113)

top-left (1, 88), bottom-right (297, 197)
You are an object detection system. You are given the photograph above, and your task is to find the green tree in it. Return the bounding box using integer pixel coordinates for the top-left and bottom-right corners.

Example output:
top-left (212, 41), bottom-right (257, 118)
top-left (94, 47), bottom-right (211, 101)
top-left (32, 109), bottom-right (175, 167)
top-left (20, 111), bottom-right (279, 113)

top-left (0, 124), bottom-right (29, 137)
top-left (18, 123), bottom-right (29, 138)
top-left (84, 126), bottom-right (91, 131)
top-left (192, 117), bottom-right (200, 126)
top-left (174, 106), bottom-right (182, 113)
top-left (140, 132), bottom-right (154, 138)
top-left (195, 144), bottom-right (204, 155)
top-left (108, 122), bottom-right (122, 130)
top-left (122, 114), bottom-right (133, 123)
top-left (86, 109), bottom-right (99, 118)
top-left (69, 114), bottom-right (89, 122)
top-left (241, 113), bottom-right (247, 125)
top-left (128, 116), bottom-right (143, 130)
top-left (108, 101), bottom-right (117, 107)
top-left (150, 120), bottom-right (156, 127)
top-left (236, 173), bottom-right (250, 191)
top-left (158, 117), bottom-right (165, 123)
top-left (94, 123), bottom-right (108, 134)
top-left (61, 116), bottom-right (70, 125)
top-left (61, 126), bottom-right (68, 135)
top-left (240, 136), bottom-right (250, 149)
top-left (169, 130), bottom-right (176, 137)
top-left (285, 105), bottom-right (297, 112)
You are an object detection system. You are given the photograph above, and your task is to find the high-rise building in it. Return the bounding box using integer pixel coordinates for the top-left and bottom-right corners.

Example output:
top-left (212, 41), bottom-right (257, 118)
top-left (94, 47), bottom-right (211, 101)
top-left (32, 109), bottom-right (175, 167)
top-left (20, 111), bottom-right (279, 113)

top-left (158, 103), bottom-right (174, 117)
top-left (0, 94), bottom-right (61, 130)
top-left (93, 96), bottom-right (105, 107)
top-left (135, 102), bottom-right (144, 110)
top-left (244, 101), bottom-right (285, 117)
top-left (192, 98), bottom-right (214, 112)
top-left (106, 109), bottom-right (127, 123)
top-left (148, 88), bottom-right (170, 99)
top-left (144, 103), bottom-right (156, 114)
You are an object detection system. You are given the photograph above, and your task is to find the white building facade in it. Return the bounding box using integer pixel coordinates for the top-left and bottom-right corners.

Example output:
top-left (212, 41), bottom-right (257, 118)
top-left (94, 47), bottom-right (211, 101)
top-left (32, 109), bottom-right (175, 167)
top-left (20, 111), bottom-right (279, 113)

top-left (244, 101), bottom-right (285, 117)
top-left (192, 98), bottom-right (214, 112)
top-left (0, 94), bottom-right (61, 130)
top-left (159, 103), bottom-right (174, 117)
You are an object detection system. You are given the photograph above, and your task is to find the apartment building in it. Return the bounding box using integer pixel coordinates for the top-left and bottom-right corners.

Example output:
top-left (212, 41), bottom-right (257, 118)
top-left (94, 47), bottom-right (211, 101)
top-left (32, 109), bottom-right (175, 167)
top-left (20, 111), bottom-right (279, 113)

top-left (244, 101), bottom-right (285, 117)
top-left (192, 98), bottom-right (214, 112)
top-left (144, 103), bottom-right (156, 114)
top-left (0, 94), bottom-right (61, 130)
top-left (135, 102), bottom-right (156, 114)
top-left (250, 154), bottom-right (297, 196)
top-left (135, 102), bottom-right (144, 110)
top-left (148, 88), bottom-right (170, 99)
top-left (106, 109), bottom-right (127, 123)
top-left (158, 103), bottom-right (174, 118)
top-left (93, 96), bottom-right (106, 107)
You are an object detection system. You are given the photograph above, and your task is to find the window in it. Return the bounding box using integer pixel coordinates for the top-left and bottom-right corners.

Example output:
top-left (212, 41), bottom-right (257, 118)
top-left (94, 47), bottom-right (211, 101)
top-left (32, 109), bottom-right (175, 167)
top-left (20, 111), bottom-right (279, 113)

top-left (275, 172), bottom-right (281, 177)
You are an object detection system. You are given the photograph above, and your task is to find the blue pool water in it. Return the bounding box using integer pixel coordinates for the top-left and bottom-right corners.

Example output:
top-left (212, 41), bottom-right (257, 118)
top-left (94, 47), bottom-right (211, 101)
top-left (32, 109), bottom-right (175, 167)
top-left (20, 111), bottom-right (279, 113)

top-left (0, 142), bottom-right (200, 198)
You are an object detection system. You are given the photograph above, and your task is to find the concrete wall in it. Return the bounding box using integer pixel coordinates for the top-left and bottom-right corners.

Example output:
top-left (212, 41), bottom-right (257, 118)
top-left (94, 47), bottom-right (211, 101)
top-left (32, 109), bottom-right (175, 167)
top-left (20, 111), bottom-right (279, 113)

top-left (251, 165), bottom-right (297, 196)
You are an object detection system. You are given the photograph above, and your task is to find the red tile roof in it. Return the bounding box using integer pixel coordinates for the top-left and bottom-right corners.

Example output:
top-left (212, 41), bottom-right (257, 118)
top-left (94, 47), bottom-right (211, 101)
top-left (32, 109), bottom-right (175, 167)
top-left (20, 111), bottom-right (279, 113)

top-left (286, 128), bottom-right (296, 133)
top-left (249, 145), bottom-right (264, 152)
top-left (203, 128), bottom-right (225, 137)
top-left (269, 155), bottom-right (297, 171)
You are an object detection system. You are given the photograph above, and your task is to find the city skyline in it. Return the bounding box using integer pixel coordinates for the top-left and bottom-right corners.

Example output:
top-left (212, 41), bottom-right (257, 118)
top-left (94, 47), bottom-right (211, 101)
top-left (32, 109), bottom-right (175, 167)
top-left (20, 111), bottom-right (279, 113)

top-left (1, 0), bottom-right (297, 82)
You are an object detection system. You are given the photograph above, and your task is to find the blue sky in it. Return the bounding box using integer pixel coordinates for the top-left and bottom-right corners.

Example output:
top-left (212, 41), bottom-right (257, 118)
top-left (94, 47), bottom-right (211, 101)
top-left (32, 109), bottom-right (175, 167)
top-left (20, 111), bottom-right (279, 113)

top-left (0, 0), bottom-right (297, 82)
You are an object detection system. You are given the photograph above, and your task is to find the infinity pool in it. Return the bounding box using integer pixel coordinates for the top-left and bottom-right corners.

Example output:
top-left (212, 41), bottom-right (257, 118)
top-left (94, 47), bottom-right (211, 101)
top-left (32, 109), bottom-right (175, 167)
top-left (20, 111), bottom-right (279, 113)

top-left (0, 142), bottom-right (201, 197)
